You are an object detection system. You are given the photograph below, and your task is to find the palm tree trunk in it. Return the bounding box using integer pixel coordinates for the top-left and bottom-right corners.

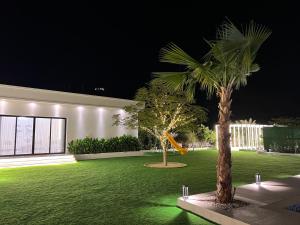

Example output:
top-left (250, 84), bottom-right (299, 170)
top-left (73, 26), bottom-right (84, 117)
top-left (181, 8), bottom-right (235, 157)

top-left (216, 87), bottom-right (232, 204)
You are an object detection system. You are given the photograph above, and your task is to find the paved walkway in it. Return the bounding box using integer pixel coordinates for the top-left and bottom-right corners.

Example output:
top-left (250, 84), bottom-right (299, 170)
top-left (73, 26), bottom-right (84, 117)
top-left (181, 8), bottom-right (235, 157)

top-left (178, 175), bottom-right (300, 225)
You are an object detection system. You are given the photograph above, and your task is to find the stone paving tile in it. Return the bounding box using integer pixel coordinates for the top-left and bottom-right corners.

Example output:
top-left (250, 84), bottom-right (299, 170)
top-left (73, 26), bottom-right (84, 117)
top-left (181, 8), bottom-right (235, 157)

top-left (178, 175), bottom-right (300, 225)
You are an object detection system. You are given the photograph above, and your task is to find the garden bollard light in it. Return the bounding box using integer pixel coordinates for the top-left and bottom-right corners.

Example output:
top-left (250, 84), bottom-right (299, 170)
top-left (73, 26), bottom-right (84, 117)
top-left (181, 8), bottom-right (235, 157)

top-left (182, 185), bottom-right (189, 200)
top-left (255, 172), bottom-right (261, 185)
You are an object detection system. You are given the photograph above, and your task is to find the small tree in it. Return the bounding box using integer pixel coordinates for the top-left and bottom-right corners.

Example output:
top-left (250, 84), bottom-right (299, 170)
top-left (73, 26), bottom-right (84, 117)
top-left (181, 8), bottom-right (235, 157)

top-left (197, 125), bottom-right (216, 146)
top-left (174, 125), bottom-right (216, 149)
top-left (113, 82), bottom-right (206, 166)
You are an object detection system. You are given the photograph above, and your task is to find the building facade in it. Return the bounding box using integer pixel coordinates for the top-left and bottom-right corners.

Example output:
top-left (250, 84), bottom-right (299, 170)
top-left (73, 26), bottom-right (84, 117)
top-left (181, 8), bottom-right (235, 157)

top-left (0, 84), bottom-right (138, 157)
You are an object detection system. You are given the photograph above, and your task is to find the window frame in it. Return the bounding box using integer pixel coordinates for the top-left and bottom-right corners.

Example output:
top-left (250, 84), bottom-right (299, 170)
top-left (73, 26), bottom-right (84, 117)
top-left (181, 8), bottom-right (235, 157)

top-left (0, 114), bottom-right (67, 157)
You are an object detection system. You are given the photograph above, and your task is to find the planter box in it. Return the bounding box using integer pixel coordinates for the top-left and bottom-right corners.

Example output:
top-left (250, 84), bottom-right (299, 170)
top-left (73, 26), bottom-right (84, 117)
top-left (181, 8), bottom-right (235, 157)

top-left (74, 151), bottom-right (144, 160)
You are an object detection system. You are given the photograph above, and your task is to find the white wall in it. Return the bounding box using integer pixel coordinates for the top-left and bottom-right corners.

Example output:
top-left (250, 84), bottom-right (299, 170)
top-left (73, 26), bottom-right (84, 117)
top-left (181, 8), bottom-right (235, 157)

top-left (0, 99), bottom-right (138, 153)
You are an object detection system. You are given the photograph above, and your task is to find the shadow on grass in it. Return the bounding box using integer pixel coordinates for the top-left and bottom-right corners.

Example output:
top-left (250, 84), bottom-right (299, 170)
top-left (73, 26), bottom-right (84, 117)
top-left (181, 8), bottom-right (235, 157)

top-left (142, 201), bottom-right (175, 208)
top-left (166, 211), bottom-right (190, 225)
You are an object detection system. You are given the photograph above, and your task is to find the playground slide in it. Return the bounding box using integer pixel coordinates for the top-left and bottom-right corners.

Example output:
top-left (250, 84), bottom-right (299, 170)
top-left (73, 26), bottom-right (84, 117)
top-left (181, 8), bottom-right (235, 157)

top-left (164, 131), bottom-right (188, 155)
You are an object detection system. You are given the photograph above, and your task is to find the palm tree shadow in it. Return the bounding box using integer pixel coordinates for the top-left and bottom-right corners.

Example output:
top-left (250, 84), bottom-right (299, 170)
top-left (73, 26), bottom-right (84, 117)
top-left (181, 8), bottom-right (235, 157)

top-left (142, 201), bottom-right (175, 208)
top-left (166, 211), bottom-right (191, 225)
top-left (167, 210), bottom-right (218, 225)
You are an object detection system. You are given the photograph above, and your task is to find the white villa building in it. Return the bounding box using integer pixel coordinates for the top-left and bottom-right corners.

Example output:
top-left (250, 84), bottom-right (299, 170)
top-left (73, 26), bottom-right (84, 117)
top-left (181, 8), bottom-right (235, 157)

top-left (0, 84), bottom-right (137, 159)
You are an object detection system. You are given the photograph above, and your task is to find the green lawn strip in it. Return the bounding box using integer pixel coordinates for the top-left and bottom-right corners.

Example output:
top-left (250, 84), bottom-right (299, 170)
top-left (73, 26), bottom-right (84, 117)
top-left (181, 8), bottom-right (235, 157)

top-left (0, 150), bottom-right (300, 225)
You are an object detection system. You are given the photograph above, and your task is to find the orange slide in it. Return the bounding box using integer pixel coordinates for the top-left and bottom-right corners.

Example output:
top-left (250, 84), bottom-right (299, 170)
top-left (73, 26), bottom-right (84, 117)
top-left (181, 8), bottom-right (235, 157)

top-left (163, 131), bottom-right (188, 155)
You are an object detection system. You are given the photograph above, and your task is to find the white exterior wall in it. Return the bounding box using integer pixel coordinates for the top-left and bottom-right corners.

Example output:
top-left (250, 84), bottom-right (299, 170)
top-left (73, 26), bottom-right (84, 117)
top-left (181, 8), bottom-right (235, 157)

top-left (0, 99), bottom-right (137, 153)
top-left (0, 85), bottom-right (138, 154)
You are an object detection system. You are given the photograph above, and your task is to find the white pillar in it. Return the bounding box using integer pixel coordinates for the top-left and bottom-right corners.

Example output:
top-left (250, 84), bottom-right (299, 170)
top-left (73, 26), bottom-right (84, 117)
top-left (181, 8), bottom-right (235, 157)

top-left (238, 126), bottom-right (241, 148)
top-left (256, 127), bottom-right (259, 148)
top-left (231, 125), bottom-right (233, 147)
top-left (251, 126), bottom-right (254, 149)
top-left (248, 125), bottom-right (250, 148)
top-left (241, 125), bottom-right (244, 148)
top-left (233, 126), bottom-right (236, 148)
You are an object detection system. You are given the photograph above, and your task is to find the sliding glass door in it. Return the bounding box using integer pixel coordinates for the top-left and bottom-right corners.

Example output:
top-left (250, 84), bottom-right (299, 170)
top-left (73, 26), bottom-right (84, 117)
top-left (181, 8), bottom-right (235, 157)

top-left (0, 115), bottom-right (66, 156)
top-left (34, 118), bottom-right (51, 154)
top-left (0, 116), bottom-right (16, 156)
top-left (15, 117), bottom-right (34, 155)
top-left (50, 119), bottom-right (66, 153)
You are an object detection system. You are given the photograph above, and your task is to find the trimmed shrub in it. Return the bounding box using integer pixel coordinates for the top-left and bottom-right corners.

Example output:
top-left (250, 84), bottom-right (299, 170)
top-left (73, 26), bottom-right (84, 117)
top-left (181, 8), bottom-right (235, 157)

top-left (68, 135), bottom-right (142, 154)
top-left (263, 127), bottom-right (300, 153)
top-left (138, 129), bottom-right (161, 150)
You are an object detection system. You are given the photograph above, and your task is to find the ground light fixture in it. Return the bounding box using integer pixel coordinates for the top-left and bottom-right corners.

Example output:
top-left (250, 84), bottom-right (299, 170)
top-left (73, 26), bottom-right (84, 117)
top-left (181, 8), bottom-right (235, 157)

top-left (255, 172), bottom-right (261, 185)
top-left (182, 185), bottom-right (189, 200)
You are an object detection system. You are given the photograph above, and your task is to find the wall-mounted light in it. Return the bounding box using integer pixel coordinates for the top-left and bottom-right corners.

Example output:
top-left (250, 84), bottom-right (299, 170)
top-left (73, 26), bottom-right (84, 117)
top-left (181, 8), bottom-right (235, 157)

top-left (29, 102), bottom-right (37, 107)
top-left (53, 104), bottom-right (61, 117)
top-left (0, 99), bottom-right (7, 113)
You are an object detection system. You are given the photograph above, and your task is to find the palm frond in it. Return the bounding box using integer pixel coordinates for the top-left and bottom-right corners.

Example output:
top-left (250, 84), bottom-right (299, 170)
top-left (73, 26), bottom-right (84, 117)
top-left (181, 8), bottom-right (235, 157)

top-left (217, 19), bottom-right (244, 41)
top-left (160, 43), bottom-right (201, 70)
top-left (153, 19), bottom-right (270, 101)
top-left (245, 21), bottom-right (272, 55)
top-left (152, 72), bottom-right (189, 92)
top-left (192, 66), bottom-right (219, 97)
top-left (250, 63), bottom-right (260, 73)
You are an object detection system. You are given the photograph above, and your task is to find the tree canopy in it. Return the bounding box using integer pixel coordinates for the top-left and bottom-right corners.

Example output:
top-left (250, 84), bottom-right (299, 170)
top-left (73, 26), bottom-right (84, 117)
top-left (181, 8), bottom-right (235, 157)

top-left (113, 82), bottom-right (207, 139)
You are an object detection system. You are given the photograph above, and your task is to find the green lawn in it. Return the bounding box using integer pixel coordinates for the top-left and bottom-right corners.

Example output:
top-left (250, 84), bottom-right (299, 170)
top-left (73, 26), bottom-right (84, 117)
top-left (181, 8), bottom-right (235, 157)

top-left (1, 150), bottom-right (300, 225)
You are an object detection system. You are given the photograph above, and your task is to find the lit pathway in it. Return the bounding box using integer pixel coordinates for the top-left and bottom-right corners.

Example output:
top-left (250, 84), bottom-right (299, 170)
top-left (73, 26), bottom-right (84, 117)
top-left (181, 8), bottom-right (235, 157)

top-left (178, 175), bottom-right (300, 225)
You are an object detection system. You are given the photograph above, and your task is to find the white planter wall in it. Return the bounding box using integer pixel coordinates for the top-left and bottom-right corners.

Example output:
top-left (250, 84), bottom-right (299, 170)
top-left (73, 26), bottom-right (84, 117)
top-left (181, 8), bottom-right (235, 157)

top-left (74, 151), bottom-right (144, 160)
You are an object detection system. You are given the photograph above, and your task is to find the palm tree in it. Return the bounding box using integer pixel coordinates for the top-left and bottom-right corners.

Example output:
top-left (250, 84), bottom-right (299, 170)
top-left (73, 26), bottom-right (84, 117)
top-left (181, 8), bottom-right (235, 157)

top-left (236, 118), bottom-right (256, 124)
top-left (154, 20), bottom-right (271, 203)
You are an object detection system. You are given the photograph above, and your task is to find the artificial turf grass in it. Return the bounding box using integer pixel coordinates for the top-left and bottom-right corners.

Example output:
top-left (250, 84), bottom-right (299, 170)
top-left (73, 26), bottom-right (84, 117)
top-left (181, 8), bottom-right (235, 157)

top-left (1, 150), bottom-right (300, 224)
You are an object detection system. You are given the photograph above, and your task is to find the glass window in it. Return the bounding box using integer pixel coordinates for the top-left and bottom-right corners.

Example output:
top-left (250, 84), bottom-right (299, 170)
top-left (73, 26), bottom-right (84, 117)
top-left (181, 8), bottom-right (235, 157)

top-left (0, 116), bottom-right (65, 156)
top-left (50, 119), bottom-right (65, 153)
top-left (34, 118), bottom-right (51, 154)
top-left (0, 116), bottom-right (16, 156)
top-left (15, 117), bottom-right (34, 155)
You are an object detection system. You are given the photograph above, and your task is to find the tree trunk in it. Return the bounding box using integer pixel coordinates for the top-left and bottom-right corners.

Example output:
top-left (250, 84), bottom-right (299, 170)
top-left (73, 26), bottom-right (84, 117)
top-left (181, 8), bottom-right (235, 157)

top-left (163, 148), bottom-right (168, 166)
top-left (216, 87), bottom-right (232, 204)
top-left (161, 139), bottom-right (168, 166)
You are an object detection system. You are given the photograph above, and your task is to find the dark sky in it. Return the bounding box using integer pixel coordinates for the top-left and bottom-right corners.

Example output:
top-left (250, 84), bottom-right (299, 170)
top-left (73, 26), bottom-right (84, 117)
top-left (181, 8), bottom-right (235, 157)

top-left (0, 2), bottom-right (299, 125)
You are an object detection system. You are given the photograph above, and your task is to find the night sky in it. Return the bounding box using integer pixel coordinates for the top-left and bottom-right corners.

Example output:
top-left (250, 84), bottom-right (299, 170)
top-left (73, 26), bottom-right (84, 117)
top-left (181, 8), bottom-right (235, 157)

top-left (1, 2), bottom-right (299, 125)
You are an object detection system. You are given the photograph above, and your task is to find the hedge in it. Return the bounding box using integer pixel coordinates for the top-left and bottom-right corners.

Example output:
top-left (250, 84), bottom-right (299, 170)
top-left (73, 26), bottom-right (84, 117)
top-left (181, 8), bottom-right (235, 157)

top-left (68, 135), bottom-right (142, 154)
top-left (263, 127), bottom-right (300, 153)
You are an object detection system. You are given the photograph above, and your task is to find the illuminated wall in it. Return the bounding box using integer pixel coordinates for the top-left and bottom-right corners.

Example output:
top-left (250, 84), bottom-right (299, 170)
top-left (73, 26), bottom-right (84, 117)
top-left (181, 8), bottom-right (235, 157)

top-left (0, 99), bottom-right (138, 153)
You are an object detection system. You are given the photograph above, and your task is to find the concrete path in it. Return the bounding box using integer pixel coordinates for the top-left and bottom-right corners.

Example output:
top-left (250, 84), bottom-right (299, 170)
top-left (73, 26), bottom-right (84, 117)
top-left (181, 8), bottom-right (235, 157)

top-left (178, 175), bottom-right (300, 225)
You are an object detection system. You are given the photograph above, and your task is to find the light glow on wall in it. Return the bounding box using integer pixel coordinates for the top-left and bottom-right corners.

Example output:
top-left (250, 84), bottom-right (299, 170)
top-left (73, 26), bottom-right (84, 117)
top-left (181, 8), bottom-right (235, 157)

top-left (117, 108), bottom-right (126, 136)
top-left (0, 99), bottom-right (7, 114)
top-left (76, 106), bottom-right (85, 138)
top-left (96, 107), bottom-right (105, 137)
top-left (54, 104), bottom-right (61, 117)
top-left (28, 102), bottom-right (37, 115)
